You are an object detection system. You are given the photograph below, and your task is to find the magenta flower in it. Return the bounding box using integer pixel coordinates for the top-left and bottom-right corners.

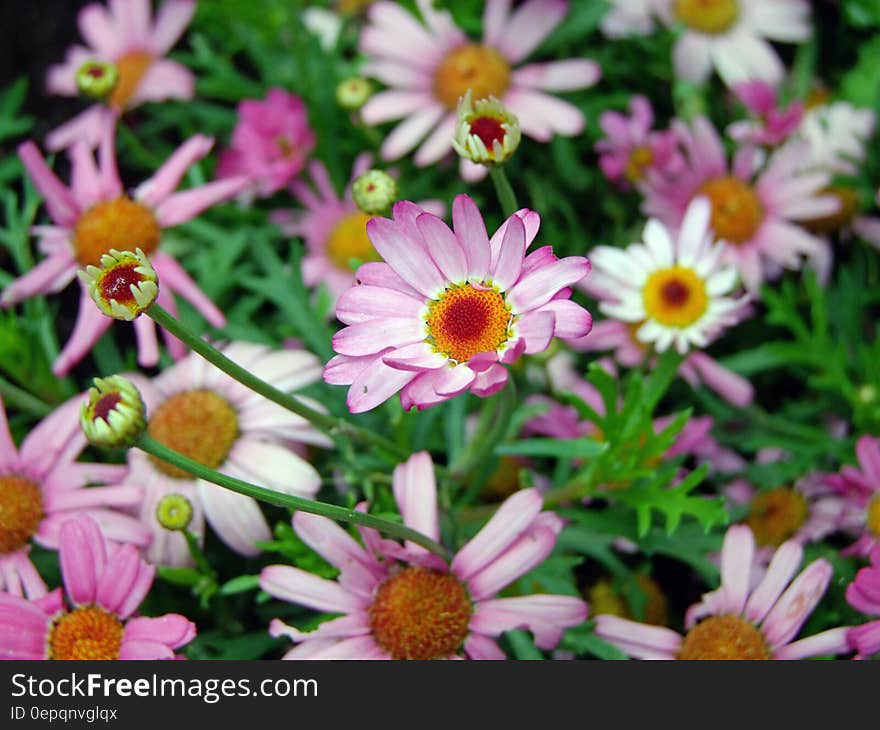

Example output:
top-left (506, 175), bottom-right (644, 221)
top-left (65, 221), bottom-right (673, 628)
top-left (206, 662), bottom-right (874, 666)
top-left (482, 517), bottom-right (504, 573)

top-left (45, 0), bottom-right (196, 151)
top-left (0, 395), bottom-right (150, 598)
top-left (846, 545), bottom-right (880, 659)
top-left (595, 524), bottom-right (851, 659)
top-left (824, 435), bottom-right (880, 558)
top-left (0, 515), bottom-right (195, 660)
top-left (727, 80), bottom-right (804, 147)
top-left (216, 88), bottom-right (316, 199)
top-left (595, 95), bottom-right (683, 187)
top-left (272, 154), bottom-right (444, 306)
top-left (2, 119), bottom-right (247, 375)
top-left (359, 0), bottom-right (600, 179)
top-left (641, 116), bottom-right (839, 293)
top-left (323, 194), bottom-right (592, 413)
top-left (260, 451), bottom-right (587, 659)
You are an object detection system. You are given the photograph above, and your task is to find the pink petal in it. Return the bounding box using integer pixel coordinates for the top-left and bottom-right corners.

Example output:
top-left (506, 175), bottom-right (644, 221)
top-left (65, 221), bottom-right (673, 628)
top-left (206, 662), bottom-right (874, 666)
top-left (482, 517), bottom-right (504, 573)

top-left (392, 451), bottom-right (439, 552)
top-left (463, 632), bottom-right (506, 659)
top-left (512, 59), bottom-right (601, 91)
top-left (130, 58), bottom-right (195, 106)
top-left (260, 565), bottom-right (366, 613)
top-left (154, 177), bottom-right (247, 227)
top-left (466, 526), bottom-right (557, 601)
top-left (452, 194), bottom-right (491, 281)
top-left (495, 0), bottom-right (569, 64)
top-left (123, 614), bottom-right (196, 649)
top-left (60, 515), bottom-right (107, 607)
top-left (336, 285), bottom-right (425, 325)
top-left (471, 594), bottom-right (587, 649)
top-left (346, 356), bottom-right (418, 413)
top-left (594, 614), bottom-right (682, 659)
top-left (18, 141), bottom-right (79, 226)
top-left (118, 639), bottom-right (175, 660)
top-left (541, 300), bottom-right (592, 339)
top-left (197, 481), bottom-right (271, 557)
top-left (718, 524), bottom-right (755, 616)
top-left (490, 213), bottom-right (526, 290)
top-left (150, 0), bottom-right (196, 55)
top-left (761, 559), bottom-right (833, 649)
top-left (417, 212), bottom-right (469, 283)
top-left (773, 627), bottom-right (851, 660)
top-left (506, 256), bottom-right (590, 313)
top-left (744, 540), bottom-right (804, 626)
top-left (366, 216), bottom-right (446, 298)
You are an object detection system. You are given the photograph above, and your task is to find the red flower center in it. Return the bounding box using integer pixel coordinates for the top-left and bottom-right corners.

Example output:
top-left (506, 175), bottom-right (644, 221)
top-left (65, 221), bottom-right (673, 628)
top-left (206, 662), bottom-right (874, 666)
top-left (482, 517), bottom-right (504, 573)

top-left (49, 607), bottom-right (124, 660)
top-left (91, 391), bottom-right (122, 423)
top-left (425, 284), bottom-right (511, 363)
top-left (0, 474), bottom-right (43, 554)
top-left (470, 116), bottom-right (506, 150)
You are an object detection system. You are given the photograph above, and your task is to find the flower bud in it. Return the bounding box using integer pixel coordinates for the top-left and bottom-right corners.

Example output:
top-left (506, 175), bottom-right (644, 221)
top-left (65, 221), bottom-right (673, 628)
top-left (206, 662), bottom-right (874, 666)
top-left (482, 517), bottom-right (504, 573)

top-left (452, 91), bottom-right (521, 166)
top-left (78, 248), bottom-right (158, 321)
top-left (336, 77), bottom-right (373, 112)
top-left (75, 60), bottom-right (120, 101)
top-left (156, 493), bottom-right (195, 532)
top-left (352, 169), bottom-right (398, 215)
top-left (81, 375), bottom-right (146, 448)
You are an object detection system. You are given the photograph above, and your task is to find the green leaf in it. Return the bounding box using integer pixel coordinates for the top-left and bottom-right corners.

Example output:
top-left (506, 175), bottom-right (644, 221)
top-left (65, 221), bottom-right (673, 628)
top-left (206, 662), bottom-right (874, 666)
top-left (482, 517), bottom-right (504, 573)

top-left (219, 574), bottom-right (262, 595)
top-left (495, 438), bottom-right (608, 459)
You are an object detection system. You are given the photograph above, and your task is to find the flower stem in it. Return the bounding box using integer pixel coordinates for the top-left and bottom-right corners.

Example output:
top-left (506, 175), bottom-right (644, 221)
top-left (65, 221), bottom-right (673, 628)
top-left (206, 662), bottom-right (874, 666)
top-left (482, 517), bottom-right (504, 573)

top-left (489, 166), bottom-right (519, 217)
top-left (0, 375), bottom-right (52, 417)
top-left (136, 433), bottom-right (452, 561)
top-left (146, 304), bottom-right (409, 462)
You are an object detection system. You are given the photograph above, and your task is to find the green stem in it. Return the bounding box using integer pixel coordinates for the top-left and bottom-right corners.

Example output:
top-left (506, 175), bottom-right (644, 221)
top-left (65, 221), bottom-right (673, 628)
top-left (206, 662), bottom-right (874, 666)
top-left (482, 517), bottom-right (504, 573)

top-left (489, 166), bottom-right (519, 217)
top-left (146, 304), bottom-right (409, 462)
top-left (0, 376), bottom-right (51, 417)
top-left (136, 434), bottom-right (452, 561)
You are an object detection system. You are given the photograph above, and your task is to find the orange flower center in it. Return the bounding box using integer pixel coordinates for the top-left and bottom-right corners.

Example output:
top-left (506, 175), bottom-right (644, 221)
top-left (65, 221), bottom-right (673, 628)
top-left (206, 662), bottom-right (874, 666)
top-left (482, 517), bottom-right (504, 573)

top-left (674, 0), bottom-right (739, 34)
top-left (678, 615), bottom-right (770, 659)
top-left (73, 197), bottom-right (161, 267)
top-left (626, 146), bottom-right (654, 182)
top-left (425, 284), bottom-right (512, 363)
top-left (147, 390), bottom-right (239, 479)
top-left (326, 211), bottom-right (382, 271)
top-left (866, 494), bottom-right (880, 539)
top-left (109, 50), bottom-right (154, 110)
top-left (369, 566), bottom-right (472, 660)
top-left (434, 44), bottom-right (511, 110)
top-left (0, 474), bottom-right (44, 554)
top-left (697, 176), bottom-right (764, 245)
top-left (49, 606), bottom-right (124, 660)
top-left (643, 266), bottom-right (708, 328)
top-left (745, 487), bottom-right (808, 547)
top-left (802, 187), bottom-right (861, 234)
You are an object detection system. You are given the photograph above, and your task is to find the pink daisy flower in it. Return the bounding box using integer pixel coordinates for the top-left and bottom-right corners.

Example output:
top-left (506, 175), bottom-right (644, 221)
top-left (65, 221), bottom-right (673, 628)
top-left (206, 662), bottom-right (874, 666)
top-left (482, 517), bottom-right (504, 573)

top-left (656, 0), bottom-right (811, 87)
top-left (45, 0), bottom-right (196, 151)
top-left (0, 515), bottom-right (195, 660)
top-left (359, 0), bottom-right (600, 180)
top-left (0, 395), bottom-right (150, 598)
top-left (216, 88), bottom-right (316, 199)
top-left (727, 80), bottom-right (804, 146)
top-left (323, 194), bottom-right (592, 413)
top-left (595, 95), bottom-right (683, 187)
top-left (121, 341), bottom-right (330, 566)
top-left (641, 116), bottom-right (839, 293)
top-left (595, 524), bottom-right (851, 659)
top-left (271, 154), bottom-right (444, 307)
top-left (824, 435), bottom-right (880, 558)
top-left (1, 120), bottom-right (247, 375)
top-left (846, 545), bottom-right (880, 659)
top-left (260, 451), bottom-right (588, 659)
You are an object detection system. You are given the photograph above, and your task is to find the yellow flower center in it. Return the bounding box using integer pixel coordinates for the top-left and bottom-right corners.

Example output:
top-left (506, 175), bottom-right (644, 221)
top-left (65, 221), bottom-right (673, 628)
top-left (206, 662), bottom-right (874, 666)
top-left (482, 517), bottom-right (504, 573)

top-left (866, 494), bottom-right (880, 539)
top-left (626, 146), bottom-right (654, 182)
top-left (369, 566), bottom-right (472, 660)
top-left (109, 50), bottom-right (154, 110)
top-left (147, 390), bottom-right (239, 479)
top-left (745, 487), bottom-right (808, 548)
top-left (697, 176), bottom-right (764, 245)
top-left (674, 0), bottom-right (740, 34)
top-left (326, 211), bottom-right (382, 271)
top-left (643, 266), bottom-right (709, 328)
top-left (49, 606), bottom-right (124, 660)
top-left (434, 44), bottom-right (511, 110)
top-left (678, 615), bottom-right (771, 659)
top-left (0, 474), bottom-right (44, 555)
top-left (425, 283), bottom-right (512, 363)
top-left (73, 197), bottom-right (161, 267)
top-left (802, 187), bottom-right (862, 234)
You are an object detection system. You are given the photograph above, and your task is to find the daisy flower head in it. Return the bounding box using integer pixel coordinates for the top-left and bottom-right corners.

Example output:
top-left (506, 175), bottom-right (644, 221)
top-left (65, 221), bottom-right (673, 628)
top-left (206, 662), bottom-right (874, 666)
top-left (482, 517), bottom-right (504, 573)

top-left (824, 435), bottom-right (880, 558)
top-left (846, 545), bottom-right (880, 659)
top-left (642, 116), bottom-right (839, 293)
top-left (595, 95), bottom-right (684, 187)
top-left (0, 514), bottom-right (196, 659)
top-left (359, 0), bottom-right (600, 180)
top-left (45, 0), bottom-right (197, 151)
top-left (656, 0), bottom-right (811, 87)
top-left (2, 119), bottom-right (247, 376)
top-left (324, 194), bottom-right (593, 413)
top-left (260, 451), bottom-right (588, 659)
top-left (216, 88), bottom-right (316, 199)
top-left (595, 524), bottom-right (852, 659)
top-left (589, 196), bottom-right (744, 355)
top-left (0, 394), bottom-right (150, 599)
top-left (119, 341), bottom-right (330, 566)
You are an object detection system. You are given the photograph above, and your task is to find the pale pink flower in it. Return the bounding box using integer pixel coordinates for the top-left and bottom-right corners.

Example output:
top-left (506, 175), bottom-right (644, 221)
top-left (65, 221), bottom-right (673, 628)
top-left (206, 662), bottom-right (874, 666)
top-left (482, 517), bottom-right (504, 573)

top-left (0, 395), bottom-right (150, 599)
top-left (846, 545), bottom-right (880, 659)
top-left (600, 0), bottom-right (658, 38)
top-left (45, 0), bottom-right (197, 151)
top-left (216, 88), bottom-right (316, 199)
top-left (1, 119), bottom-right (247, 375)
top-left (641, 116), bottom-right (839, 293)
top-left (824, 435), bottom-right (880, 558)
top-left (0, 515), bottom-right (195, 659)
top-left (260, 451), bottom-right (587, 659)
top-left (656, 0), bottom-right (811, 87)
top-left (727, 80), bottom-right (804, 146)
top-left (271, 153), bottom-right (444, 307)
top-left (121, 341), bottom-right (330, 567)
top-left (596, 95), bottom-right (683, 187)
top-left (323, 194), bottom-right (592, 413)
top-left (595, 524), bottom-right (851, 659)
top-left (359, 0), bottom-right (600, 180)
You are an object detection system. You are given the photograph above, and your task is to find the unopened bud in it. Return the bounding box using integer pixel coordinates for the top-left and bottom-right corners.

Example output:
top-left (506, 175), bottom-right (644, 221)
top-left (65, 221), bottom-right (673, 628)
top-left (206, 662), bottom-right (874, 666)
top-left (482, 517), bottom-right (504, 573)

top-left (78, 248), bottom-right (158, 321)
top-left (336, 77), bottom-right (373, 112)
top-left (352, 169), bottom-right (397, 214)
top-left (452, 91), bottom-right (521, 166)
top-left (75, 60), bottom-right (120, 101)
top-left (156, 493), bottom-right (194, 532)
top-left (81, 375), bottom-right (146, 448)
